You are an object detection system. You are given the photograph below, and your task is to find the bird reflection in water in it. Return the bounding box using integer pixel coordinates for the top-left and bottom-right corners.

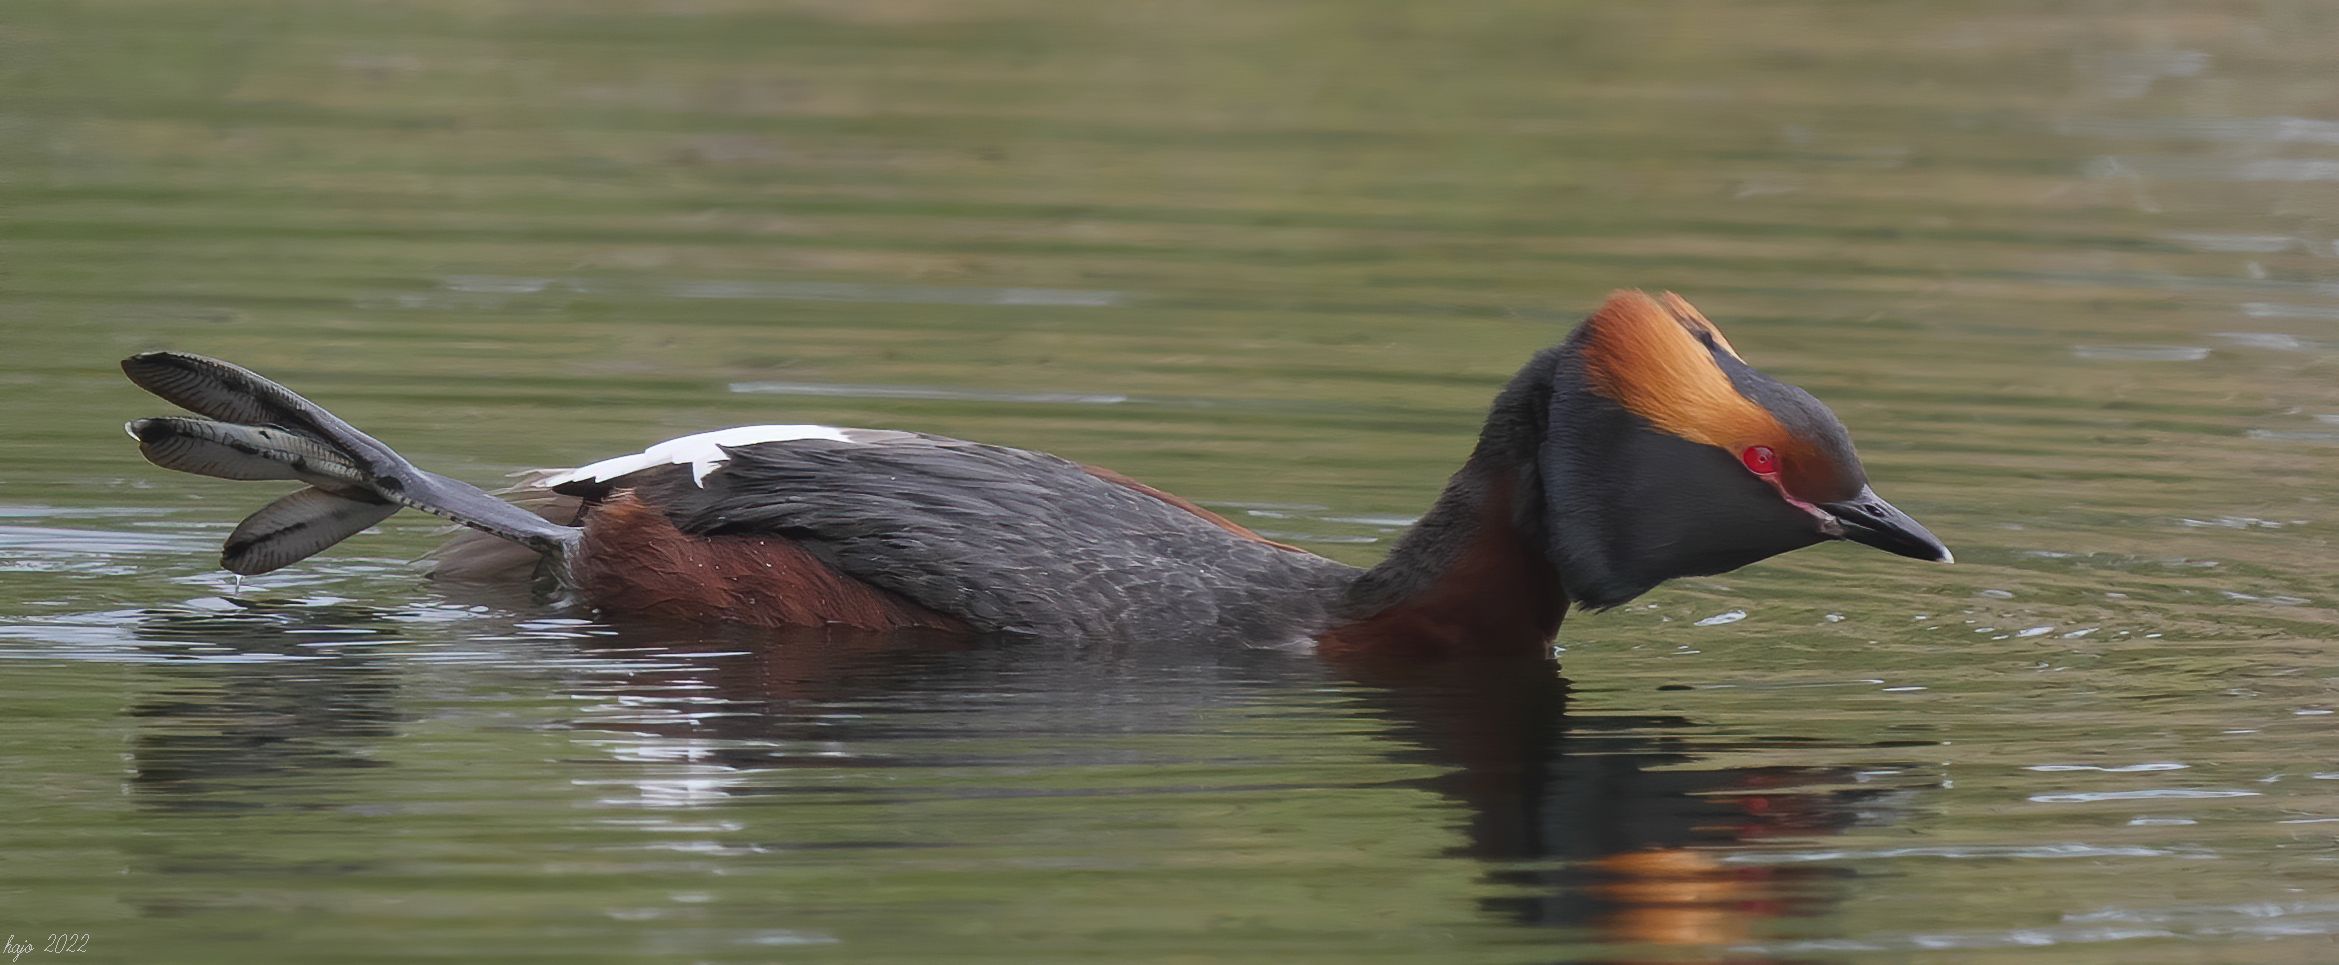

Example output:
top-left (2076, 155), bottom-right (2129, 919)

top-left (114, 598), bottom-right (1917, 953)
top-left (553, 624), bottom-right (1918, 954)
top-left (124, 600), bottom-right (404, 812)
top-left (1329, 649), bottom-right (1898, 950)
top-left (118, 606), bottom-right (1918, 954)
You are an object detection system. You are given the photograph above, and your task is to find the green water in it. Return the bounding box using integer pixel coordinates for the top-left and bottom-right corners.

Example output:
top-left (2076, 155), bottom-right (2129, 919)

top-left (6, 1), bottom-right (2339, 961)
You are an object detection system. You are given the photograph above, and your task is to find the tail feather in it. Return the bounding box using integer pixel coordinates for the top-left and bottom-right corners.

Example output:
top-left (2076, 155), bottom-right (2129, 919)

top-left (224, 487), bottom-right (401, 575)
top-left (121, 352), bottom-right (580, 574)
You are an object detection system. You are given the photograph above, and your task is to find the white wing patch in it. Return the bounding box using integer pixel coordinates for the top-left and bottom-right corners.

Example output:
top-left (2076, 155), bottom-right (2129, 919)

top-left (541, 424), bottom-right (856, 488)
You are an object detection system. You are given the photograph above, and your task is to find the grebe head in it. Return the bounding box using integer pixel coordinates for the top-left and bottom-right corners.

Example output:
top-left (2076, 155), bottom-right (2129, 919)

top-left (1540, 290), bottom-right (1949, 610)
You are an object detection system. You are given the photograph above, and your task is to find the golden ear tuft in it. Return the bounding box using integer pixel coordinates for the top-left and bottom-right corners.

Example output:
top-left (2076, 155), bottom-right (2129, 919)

top-left (1579, 290), bottom-right (1780, 450)
top-left (1655, 291), bottom-right (1741, 361)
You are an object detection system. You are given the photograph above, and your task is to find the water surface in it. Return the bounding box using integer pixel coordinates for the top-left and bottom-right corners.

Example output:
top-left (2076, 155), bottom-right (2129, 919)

top-left (5, 1), bottom-right (2339, 961)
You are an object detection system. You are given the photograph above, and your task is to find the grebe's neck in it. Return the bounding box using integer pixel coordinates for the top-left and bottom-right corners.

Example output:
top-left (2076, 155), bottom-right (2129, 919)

top-left (1325, 353), bottom-right (1570, 655)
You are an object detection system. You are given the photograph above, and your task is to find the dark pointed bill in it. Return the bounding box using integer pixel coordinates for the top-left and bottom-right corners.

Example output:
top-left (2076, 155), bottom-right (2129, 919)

top-left (1819, 487), bottom-right (1951, 563)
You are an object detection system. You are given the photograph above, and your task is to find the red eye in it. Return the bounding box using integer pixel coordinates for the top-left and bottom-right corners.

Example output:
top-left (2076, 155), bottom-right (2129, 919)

top-left (1740, 445), bottom-right (1779, 475)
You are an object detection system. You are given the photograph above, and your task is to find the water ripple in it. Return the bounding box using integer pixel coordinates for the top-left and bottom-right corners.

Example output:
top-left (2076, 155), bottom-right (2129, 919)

top-left (2028, 788), bottom-right (2262, 803)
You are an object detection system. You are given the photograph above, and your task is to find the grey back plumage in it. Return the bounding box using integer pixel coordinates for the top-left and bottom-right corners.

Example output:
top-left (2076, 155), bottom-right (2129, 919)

top-left (605, 435), bottom-right (1361, 646)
